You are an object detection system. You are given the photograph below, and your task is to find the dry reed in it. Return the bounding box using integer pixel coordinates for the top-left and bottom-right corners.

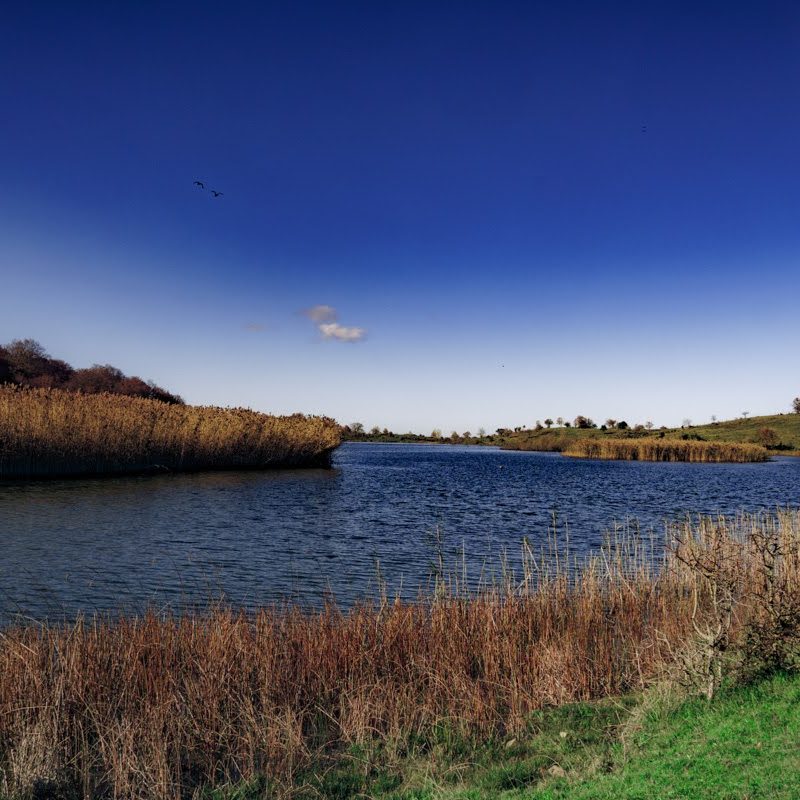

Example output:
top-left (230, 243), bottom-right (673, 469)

top-left (0, 510), bottom-right (797, 798)
top-left (0, 386), bottom-right (341, 479)
top-left (562, 437), bottom-right (769, 462)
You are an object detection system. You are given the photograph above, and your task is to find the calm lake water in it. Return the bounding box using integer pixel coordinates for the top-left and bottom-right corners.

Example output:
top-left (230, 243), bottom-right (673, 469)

top-left (1, 443), bottom-right (799, 620)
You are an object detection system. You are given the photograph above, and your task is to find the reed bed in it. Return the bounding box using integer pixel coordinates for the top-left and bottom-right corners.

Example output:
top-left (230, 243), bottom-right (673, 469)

top-left (0, 386), bottom-right (341, 479)
top-left (0, 510), bottom-right (797, 799)
top-left (562, 437), bottom-right (769, 462)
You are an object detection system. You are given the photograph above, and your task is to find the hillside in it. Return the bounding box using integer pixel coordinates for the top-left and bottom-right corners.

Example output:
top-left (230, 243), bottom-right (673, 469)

top-left (502, 412), bottom-right (800, 455)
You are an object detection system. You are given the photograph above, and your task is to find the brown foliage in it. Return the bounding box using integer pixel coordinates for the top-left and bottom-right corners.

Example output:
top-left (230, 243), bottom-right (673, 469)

top-left (0, 510), bottom-right (797, 798)
top-left (0, 339), bottom-right (183, 404)
top-left (563, 437), bottom-right (769, 463)
top-left (0, 386), bottom-right (341, 479)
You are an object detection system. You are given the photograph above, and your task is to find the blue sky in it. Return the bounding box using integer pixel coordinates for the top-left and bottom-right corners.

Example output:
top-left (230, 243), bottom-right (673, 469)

top-left (2, 2), bottom-right (799, 432)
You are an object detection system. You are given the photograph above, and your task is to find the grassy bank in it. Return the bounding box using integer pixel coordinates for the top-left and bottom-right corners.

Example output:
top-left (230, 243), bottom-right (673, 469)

top-left (0, 386), bottom-right (340, 479)
top-left (252, 672), bottom-right (800, 800)
top-left (562, 437), bottom-right (769, 462)
top-left (1, 509), bottom-right (797, 798)
top-left (502, 412), bottom-right (800, 456)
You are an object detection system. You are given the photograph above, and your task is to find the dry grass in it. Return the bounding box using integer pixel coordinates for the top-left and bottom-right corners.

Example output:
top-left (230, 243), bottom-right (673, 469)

top-left (0, 386), bottom-right (341, 479)
top-left (562, 437), bottom-right (769, 462)
top-left (0, 510), bottom-right (797, 799)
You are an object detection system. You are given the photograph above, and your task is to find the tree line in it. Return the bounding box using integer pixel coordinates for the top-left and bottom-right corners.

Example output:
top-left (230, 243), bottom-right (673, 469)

top-left (0, 339), bottom-right (183, 404)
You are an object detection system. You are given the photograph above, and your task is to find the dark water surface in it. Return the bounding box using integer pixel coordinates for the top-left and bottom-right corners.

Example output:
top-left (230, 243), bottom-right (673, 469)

top-left (1, 443), bottom-right (798, 620)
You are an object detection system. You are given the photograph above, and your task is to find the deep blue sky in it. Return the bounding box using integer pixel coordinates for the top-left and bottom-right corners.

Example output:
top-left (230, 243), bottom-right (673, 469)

top-left (2, 2), bottom-right (798, 431)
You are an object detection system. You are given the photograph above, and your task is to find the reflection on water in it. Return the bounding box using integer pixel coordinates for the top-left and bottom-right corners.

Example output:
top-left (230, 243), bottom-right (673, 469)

top-left (1, 444), bottom-right (798, 620)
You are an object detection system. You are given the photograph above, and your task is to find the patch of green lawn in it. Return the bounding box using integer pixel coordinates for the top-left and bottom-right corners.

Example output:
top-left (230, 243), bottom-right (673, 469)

top-left (204, 673), bottom-right (800, 800)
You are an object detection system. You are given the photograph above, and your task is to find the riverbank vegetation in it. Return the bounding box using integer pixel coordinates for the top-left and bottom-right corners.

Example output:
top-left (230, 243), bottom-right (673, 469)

top-left (1, 509), bottom-right (797, 798)
top-left (502, 410), bottom-right (800, 457)
top-left (562, 437), bottom-right (769, 462)
top-left (0, 386), bottom-right (340, 479)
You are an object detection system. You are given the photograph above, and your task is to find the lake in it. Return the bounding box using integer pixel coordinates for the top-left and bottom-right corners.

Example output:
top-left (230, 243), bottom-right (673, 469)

top-left (1, 443), bottom-right (798, 620)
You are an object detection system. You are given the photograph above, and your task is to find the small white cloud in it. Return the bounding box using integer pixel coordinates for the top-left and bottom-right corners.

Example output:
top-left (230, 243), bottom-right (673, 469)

top-left (319, 322), bottom-right (366, 342)
top-left (303, 305), bottom-right (337, 323)
top-left (244, 322), bottom-right (266, 332)
top-left (301, 304), bottom-right (367, 343)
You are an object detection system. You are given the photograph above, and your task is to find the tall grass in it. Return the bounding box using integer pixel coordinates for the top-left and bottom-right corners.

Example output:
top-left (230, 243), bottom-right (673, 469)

top-left (0, 386), bottom-right (341, 479)
top-left (562, 437), bottom-right (769, 462)
top-left (0, 510), bottom-right (797, 799)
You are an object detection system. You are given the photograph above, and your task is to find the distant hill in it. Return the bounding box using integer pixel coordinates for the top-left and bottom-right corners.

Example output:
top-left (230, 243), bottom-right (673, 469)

top-left (501, 413), bottom-right (800, 455)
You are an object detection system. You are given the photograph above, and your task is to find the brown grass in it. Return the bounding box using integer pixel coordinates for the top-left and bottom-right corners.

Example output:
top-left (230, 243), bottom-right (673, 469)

top-left (562, 437), bottom-right (769, 462)
top-left (0, 510), bottom-right (797, 798)
top-left (0, 386), bottom-right (341, 479)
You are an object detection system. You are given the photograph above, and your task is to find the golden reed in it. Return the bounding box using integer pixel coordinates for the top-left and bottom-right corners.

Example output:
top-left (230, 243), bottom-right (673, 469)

top-left (562, 437), bottom-right (769, 462)
top-left (0, 510), bottom-right (797, 798)
top-left (0, 385), bottom-right (341, 479)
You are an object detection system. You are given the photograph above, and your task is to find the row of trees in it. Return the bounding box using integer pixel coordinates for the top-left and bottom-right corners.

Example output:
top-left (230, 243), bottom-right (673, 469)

top-left (342, 424), bottom-right (492, 443)
top-left (0, 339), bottom-right (183, 404)
top-left (530, 416), bottom-right (651, 431)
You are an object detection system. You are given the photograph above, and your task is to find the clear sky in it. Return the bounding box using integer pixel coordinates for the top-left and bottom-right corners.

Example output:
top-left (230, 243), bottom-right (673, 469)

top-left (2, 2), bottom-right (798, 432)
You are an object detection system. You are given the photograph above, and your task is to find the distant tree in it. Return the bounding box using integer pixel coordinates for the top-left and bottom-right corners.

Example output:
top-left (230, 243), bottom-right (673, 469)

top-left (605, 419), bottom-right (617, 429)
top-left (351, 422), bottom-right (365, 435)
top-left (645, 420), bottom-right (654, 430)
top-left (564, 421), bottom-right (571, 428)
top-left (66, 365), bottom-right (125, 394)
top-left (478, 427), bottom-right (486, 437)
top-left (462, 431), bottom-right (471, 439)
top-left (616, 421), bottom-right (628, 430)
top-left (544, 418), bottom-right (553, 428)
top-left (0, 346), bottom-right (11, 384)
top-left (450, 431), bottom-right (459, 441)
top-left (556, 417), bottom-right (564, 427)
top-left (741, 411), bottom-right (749, 419)
top-left (5, 339), bottom-right (73, 387)
top-left (756, 427), bottom-right (779, 448)
top-left (535, 420), bottom-right (543, 430)
top-left (711, 415), bottom-right (718, 424)
top-left (370, 426), bottom-right (381, 435)
top-left (4, 339), bottom-right (50, 380)
top-left (682, 418), bottom-right (692, 428)
top-left (600, 424), bottom-right (607, 431)
top-left (793, 398), bottom-right (800, 414)
top-left (633, 424), bottom-right (645, 432)
top-left (431, 428), bottom-right (442, 439)
top-left (573, 415), bottom-right (595, 429)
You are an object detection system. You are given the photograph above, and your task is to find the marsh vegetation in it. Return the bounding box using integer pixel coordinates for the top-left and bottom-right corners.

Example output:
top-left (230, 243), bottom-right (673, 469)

top-left (0, 386), bottom-right (340, 479)
top-left (562, 437), bottom-right (769, 462)
top-left (1, 509), bottom-right (797, 798)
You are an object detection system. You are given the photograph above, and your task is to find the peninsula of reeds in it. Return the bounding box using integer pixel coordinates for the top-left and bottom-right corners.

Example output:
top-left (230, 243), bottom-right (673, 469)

top-left (0, 509), bottom-right (798, 798)
top-left (562, 437), bottom-right (769, 462)
top-left (0, 385), bottom-right (341, 479)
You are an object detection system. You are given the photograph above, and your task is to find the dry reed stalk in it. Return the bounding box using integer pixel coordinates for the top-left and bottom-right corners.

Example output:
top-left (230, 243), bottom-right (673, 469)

top-left (562, 437), bottom-right (769, 462)
top-left (0, 386), bottom-right (341, 479)
top-left (0, 510), bottom-right (797, 798)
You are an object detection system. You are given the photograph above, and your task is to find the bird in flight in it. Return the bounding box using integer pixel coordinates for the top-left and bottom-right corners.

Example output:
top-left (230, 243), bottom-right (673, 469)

top-left (193, 180), bottom-right (205, 189)
top-left (211, 190), bottom-right (223, 198)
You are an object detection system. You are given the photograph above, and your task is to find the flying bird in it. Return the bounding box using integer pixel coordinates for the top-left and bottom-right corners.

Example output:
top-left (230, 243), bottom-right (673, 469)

top-left (193, 180), bottom-right (205, 189)
top-left (211, 190), bottom-right (223, 198)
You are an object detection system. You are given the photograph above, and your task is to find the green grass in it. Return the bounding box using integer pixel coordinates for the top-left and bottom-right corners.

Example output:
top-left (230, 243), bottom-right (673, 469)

top-left (680, 413), bottom-right (800, 451)
top-left (203, 673), bottom-right (800, 800)
top-left (503, 412), bottom-right (800, 454)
